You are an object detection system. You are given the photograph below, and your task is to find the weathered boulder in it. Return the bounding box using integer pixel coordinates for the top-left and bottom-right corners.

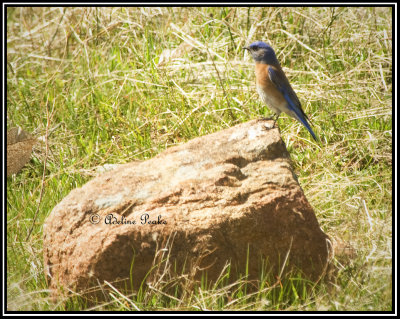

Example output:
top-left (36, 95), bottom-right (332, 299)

top-left (43, 119), bottom-right (331, 299)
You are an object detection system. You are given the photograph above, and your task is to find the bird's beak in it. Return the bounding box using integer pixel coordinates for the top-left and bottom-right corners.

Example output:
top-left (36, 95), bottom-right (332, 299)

top-left (243, 46), bottom-right (249, 51)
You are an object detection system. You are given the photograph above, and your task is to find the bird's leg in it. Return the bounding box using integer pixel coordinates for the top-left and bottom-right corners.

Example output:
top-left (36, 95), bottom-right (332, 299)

top-left (258, 114), bottom-right (276, 121)
top-left (258, 114), bottom-right (273, 121)
top-left (272, 113), bottom-right (280, 127)
top-left (258, 113), bottom-right (279, 124)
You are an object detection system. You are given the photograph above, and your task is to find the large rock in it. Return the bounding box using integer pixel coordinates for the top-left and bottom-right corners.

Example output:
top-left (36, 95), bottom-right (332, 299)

top-left (43, 119), bottom-right (331, 299)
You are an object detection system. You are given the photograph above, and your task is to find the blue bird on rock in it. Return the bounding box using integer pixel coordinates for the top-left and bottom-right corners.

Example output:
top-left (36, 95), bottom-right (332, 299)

top-left (244, 41), bottom-right (318, 141)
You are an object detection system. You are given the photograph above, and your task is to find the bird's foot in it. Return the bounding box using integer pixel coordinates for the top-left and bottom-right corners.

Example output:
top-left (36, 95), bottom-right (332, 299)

top-left (257, 115), bottom-right (280, 130)
top-left (257, 116), bottom-right (275, 122)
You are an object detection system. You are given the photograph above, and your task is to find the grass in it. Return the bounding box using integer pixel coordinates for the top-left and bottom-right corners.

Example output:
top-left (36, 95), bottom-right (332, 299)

top-left (6, 6), bottom-right (392, 311)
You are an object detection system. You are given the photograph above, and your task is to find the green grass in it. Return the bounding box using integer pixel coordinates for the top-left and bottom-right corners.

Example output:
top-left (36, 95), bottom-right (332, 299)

top-left (6, 7), bottom-right (392, 311)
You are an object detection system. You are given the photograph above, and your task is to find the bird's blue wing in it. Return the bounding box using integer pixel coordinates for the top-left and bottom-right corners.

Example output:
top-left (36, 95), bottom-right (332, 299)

top-left (268, 66), bottom-right (318, 141)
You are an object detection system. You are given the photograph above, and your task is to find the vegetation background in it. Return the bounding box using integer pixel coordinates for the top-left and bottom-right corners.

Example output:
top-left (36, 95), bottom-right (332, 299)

top-left (6, 7), bottom-right (392, 311)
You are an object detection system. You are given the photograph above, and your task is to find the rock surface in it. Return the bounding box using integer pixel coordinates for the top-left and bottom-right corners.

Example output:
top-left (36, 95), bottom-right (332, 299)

top-left (7, 127), bottom-right (36, 177)
top-left (43, 119), bottom-right (331, 299)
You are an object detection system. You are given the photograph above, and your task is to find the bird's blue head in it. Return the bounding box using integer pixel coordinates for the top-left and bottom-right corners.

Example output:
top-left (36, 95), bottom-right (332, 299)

top-left (244, 41), bottom-right (279, 65)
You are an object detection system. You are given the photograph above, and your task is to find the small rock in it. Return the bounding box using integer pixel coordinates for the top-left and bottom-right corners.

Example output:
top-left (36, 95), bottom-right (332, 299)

top-left (7, 127), bottom-right (36, 177)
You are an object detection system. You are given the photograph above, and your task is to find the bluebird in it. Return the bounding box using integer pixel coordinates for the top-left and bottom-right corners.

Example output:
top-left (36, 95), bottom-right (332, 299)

top-left (244, 41), bottom-right (317, 141)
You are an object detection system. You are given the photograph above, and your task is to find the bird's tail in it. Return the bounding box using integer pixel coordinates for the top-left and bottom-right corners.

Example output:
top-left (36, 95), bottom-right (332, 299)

top-left (290, 106), bottom-right (318, 141)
